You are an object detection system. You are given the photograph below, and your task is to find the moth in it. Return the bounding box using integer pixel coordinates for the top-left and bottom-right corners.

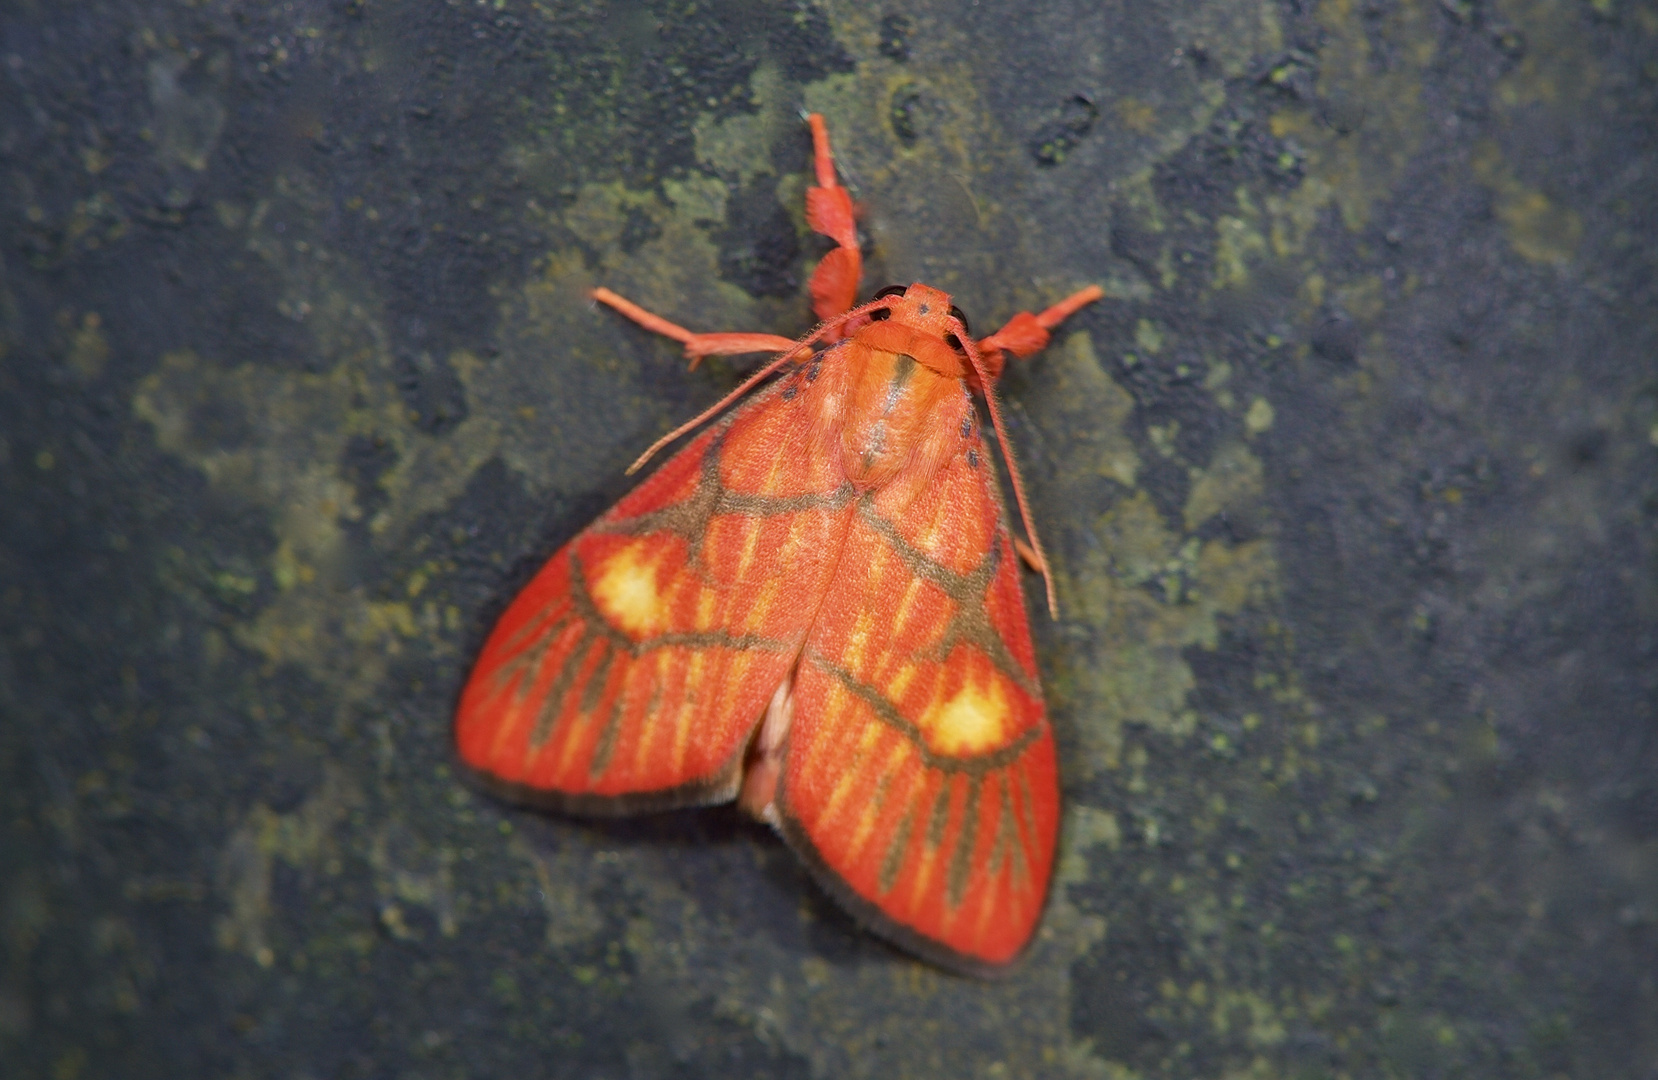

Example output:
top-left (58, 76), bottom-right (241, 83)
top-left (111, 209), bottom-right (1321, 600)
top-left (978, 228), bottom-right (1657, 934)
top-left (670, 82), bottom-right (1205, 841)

top-left (455, 114), bottom-right (1100, 972)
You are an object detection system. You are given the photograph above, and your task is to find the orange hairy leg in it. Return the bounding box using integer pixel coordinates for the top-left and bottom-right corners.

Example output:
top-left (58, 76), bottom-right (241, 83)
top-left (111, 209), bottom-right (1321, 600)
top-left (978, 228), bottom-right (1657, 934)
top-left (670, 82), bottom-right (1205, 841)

top-left (590, 287), bottom-right (797, 370)
top-left (803, 112), bottom-right (862, 330)
top-left (461, 112), bottom-right (1101, 972)
top-left (588, 113), bottom-right (866, 369)
top-left (972, 284), bottom-right (1108, 386)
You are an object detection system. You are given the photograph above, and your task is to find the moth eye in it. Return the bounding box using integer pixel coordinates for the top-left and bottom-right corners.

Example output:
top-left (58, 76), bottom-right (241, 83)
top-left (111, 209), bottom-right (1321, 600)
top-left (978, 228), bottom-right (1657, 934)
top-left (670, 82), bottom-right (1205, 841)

top-left (869, 284), bottom-right (907, 321)
top-left (948, 305), bottom-right (971, 336)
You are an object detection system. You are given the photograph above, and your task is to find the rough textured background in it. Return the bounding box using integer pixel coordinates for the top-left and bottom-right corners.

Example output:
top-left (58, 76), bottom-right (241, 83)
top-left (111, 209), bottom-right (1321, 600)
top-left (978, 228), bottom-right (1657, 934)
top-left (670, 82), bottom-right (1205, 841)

top-left (2, 0), bottom-right (1655, 1077)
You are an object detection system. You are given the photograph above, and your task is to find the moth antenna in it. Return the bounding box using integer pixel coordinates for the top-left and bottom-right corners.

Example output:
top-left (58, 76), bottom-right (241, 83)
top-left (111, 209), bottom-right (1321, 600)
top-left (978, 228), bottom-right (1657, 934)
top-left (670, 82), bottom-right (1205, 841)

top-left (955, 324), bottom-right (1058, 619)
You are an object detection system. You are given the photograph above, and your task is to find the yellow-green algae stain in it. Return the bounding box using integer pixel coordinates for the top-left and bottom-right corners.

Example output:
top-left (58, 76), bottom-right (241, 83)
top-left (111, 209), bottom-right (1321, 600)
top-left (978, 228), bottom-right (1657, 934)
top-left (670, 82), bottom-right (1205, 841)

top-left (1475, 15), bottom-right (1592, 274)
top-left (216, 765), bottom-right (361, 969)
top-left (62, 310), bottom-right (112, 382)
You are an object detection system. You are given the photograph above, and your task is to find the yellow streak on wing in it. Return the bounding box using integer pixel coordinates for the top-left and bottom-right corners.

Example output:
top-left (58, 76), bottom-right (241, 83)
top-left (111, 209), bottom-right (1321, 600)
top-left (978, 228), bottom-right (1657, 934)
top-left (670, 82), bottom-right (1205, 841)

top-left (906, 787), bottom-right (942, 911)
top-left (912, 473), bottom-right (953, 563)
top-left (488, 691), bottom-right (528, 764)
top-left (715, 651), bottom-right (751, 741)
top-left (590, 541), bottom-right (669, 637)
top-left (553, 646), bottom-right (612, 779)
top-left (731, 450), bottom-right (791, 583)
top-left (908, 845), bottom-right (938, 915)
top-left (844, 741), bottom-right (912, 869)
top-left (663, 562), bottom-right (695, 628)
top-left (815, 718), bottom-right (885, 832)
top-left (631, 652), bottom-right (669, 776)
top-left (731, 515), bottom-right (762, 590)
top-left (744, 575), bottom-right (780, 635)
top-left (844, 609), bottom-right (876, 675)
top-left (745, 511), bottom-right (813, 634)
top-left (969, 846), bottom-right (1005, 945)
top-left (885, 663), bottom-right (917, 703)
top-left (888, 573), bottom-right (925, 647)
top-left (666, 649), bottom-right (707, 778)
top-left (696, 587), bottom-right (716, 631)
top-left (878, 491), bottom-right (951, 684)
top-left (756, 437), bottom-right (791, 495)
top-left (553, 698), bottom-right (589, 777)
top-left (490, 620), bottom-right (572, 766)
top-left (922, 676), bottom-right (1011, 756)
top-left (723, 524), bottom-right (751, 586)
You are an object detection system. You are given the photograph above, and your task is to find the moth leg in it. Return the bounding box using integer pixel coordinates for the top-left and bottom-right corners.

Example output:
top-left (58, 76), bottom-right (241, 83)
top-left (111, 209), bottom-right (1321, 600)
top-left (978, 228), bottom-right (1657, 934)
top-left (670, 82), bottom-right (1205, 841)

top-left (1012, 534), bottom-right (1045, 573)
top-left (591, 287), bottom-right (797, 371)
top-left (803, 114), bottom-right (862, 330)
top-left (974, 285), bottom-right (1107, 378)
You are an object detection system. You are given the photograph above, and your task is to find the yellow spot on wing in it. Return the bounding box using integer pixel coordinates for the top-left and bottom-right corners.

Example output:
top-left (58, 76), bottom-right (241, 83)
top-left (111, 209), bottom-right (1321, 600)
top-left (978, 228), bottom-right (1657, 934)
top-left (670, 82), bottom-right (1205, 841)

top-left (923, 679), bottom-right (1011, 756)
top-left (591, 542), bottom-right (669, 637)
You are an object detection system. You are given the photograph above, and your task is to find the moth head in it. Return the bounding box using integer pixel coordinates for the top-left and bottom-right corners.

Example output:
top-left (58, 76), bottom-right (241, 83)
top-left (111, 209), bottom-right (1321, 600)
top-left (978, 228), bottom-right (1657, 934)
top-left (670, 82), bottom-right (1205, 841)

top-left (876, 283), bottom-right (967, 339)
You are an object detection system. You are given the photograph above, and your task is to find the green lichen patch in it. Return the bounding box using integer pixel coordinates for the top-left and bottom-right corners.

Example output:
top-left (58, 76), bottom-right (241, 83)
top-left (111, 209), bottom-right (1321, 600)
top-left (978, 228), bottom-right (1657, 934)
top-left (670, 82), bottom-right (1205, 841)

top-left (216, 766), bottom-right (362, 969)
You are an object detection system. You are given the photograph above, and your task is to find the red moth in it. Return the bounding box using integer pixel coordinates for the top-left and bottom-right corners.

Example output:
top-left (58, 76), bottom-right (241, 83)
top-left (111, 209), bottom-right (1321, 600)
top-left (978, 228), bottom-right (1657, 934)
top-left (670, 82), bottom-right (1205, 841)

top-left (455, 114), bottom-right (1101, 972)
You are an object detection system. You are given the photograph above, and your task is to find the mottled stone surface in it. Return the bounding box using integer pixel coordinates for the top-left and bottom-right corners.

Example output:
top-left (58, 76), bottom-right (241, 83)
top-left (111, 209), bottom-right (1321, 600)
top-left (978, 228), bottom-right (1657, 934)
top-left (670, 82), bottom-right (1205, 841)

top-left (1, 1), bottom-right (1654, 1077)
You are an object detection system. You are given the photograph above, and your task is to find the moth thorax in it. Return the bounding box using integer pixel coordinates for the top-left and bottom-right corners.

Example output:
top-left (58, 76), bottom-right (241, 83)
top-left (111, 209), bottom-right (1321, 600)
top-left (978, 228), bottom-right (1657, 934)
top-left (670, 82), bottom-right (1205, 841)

top-left (839, 348), bottom-right (962, 492)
